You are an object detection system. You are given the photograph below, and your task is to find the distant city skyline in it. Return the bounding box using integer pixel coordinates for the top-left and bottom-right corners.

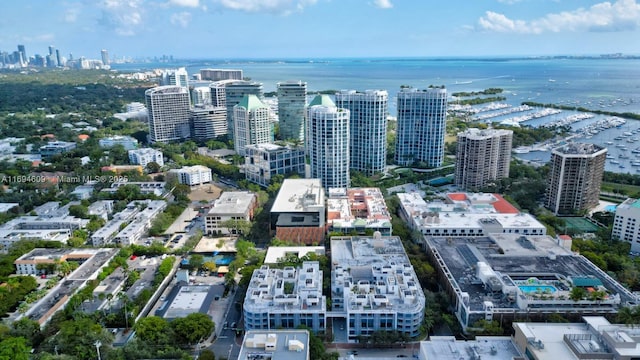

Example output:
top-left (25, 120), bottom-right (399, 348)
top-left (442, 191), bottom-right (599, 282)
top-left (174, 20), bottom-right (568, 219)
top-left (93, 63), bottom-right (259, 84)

top-left (1, 0), bottom-right (639, 59)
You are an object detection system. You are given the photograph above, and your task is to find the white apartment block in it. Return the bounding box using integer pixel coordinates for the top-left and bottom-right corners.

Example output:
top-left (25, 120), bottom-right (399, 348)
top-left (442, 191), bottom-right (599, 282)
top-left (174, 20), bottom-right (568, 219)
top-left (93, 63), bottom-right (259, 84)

top-left (205, 191), bottom-right (257, 235)
top-left (233, 95), bottom-right (273, 156)
top-left (113, 200), bottom-right (167, 245)
top-left (159, 67), bottom-right (189, 87)
top-left (191, 105), bottom-right (227, 141)
top-left (455, 128), bottom-right (513, 191)
top-left (244, 261), bottom-right (326, 333)
top-left (244, 143), bottom-right (305, 187)
top-left (397, 192), bottom-right (547, 238)
top-left (335, 90), bottom-right (388, 175)
top-left (128, 148), bottom-right (164, 168)
top-left (90, 201), bottom-right (143, 246)
top-left (307, 95), bottom-right (350, 189)
top-left (146, 86), bottom-right (191, 143)
top-left (99, 135), bottom-right (139, 150)
top-left (395, 87), bottom-right (447, 167)
top-left (169, 165), bottom-right (212, 186)
top-left (613, 198), bottom-right (640, 253)
top-left (200, 69), bottom-right (243, 82)
top-left (331, 236), bottom-right (426, 342)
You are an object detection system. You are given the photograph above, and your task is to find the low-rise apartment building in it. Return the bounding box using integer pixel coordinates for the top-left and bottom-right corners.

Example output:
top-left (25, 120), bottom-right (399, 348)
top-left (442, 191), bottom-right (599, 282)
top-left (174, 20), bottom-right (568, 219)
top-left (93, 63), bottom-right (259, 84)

top-left (327, 188), bottom-right (392, 236)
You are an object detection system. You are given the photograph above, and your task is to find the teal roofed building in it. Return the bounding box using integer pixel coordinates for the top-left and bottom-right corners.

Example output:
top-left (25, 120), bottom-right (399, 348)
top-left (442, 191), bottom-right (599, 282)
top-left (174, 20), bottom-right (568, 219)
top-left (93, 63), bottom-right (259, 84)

top-left (308, 94), bottom-right (335, 107)
top-left (233, 94), bottom-right (273, 156)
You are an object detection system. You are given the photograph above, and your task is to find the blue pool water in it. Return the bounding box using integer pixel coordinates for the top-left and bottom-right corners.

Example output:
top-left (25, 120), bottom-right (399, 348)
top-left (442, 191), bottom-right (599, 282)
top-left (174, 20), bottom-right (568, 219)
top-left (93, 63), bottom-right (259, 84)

top-left (519, 285), bottom-right (557, 294)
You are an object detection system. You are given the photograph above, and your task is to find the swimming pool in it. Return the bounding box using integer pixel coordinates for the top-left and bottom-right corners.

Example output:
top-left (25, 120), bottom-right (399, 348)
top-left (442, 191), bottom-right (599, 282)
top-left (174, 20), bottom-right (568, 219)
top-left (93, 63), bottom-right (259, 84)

top-left (519, 285), bottom-right (557, 294)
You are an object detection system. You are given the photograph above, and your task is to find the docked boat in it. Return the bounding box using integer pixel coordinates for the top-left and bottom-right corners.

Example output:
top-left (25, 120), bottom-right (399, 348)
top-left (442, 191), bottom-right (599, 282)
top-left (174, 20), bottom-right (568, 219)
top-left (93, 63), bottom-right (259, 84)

top-left (610, 160), bottom-right (621, 164)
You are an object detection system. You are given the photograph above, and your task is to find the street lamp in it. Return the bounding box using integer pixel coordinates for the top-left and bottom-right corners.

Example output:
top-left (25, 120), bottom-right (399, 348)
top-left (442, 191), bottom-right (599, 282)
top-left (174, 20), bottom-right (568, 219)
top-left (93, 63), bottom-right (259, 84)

top-left (94, 340), bottom-right (102, 360)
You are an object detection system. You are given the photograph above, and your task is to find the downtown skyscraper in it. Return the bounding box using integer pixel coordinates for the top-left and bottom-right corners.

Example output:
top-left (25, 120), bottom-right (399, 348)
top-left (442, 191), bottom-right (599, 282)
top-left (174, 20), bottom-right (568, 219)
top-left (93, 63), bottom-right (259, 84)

top-left (455, 128), bottom-right (513, 191)
top-left (335, 90), bottom-right (388, 175)
top-left (307, 95), bottom-right (350, 189)
top-left (277, 81), bottom-right (307, 142)
top-left (394, 87), bottom-right (448, 167)
top-left (146, 86), bottom-right (191, 143)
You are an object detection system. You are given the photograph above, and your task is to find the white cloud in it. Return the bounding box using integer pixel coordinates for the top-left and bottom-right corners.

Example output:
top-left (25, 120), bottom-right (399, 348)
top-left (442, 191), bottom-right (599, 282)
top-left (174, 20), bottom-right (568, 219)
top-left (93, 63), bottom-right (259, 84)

top-left (98, 0), bottom-right (144, 36)
top-left (477, 0), bottom-right (640, 33)
top-left (373, 0), bottom-right (393, 9)
top-left (212, 0), bottom-right (318, 15)
top-left (170, 11), bottom-right (192, 27)
top-left (169, 0), bottom-right (200, 7)
top-left (496, 0), bottom-right (522, 4)
top-left (22, 33), bottom-right (56, 42)
top-left (64, 8), bottom-right (80, 23)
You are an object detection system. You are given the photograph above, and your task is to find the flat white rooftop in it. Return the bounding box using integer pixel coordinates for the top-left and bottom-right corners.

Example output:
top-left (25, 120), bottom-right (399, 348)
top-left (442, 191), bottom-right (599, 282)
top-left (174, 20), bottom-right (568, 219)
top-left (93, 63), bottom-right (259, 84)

top-left (271, 179), bottom-right (324, 213)
top-left (421, 336), bottom-right (522, 360)
top-left (208, 191), bottom-right (255, 215)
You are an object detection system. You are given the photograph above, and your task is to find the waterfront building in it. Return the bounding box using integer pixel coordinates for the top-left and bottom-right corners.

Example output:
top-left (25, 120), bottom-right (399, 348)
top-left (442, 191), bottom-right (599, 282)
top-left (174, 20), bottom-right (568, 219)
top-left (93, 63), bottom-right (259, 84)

top-left (200, 68), bottom-right (243, 81)
top-left (190, 105), bottom-right (227, 141)
top-left (513, 317), bottom-right (640, 360)
top-left (99, 135), bottom-right (139, 150)
top-left (244, 143), bottom-right (305, 187)
top-left (544, 142), bottom-right (607, 215)
top-left (397, 192), bottom-right (547, 238)
top-left (191, 86), bottom-right (212, 105)
top-left (146, 85), bottom-right (191, 143)
top-left (612, 198), bottom-right (640, 253)
top-left (233, 95), bottom-right (272, 156)
top-left (394, 87), bottom-right (447, 167)
top-left (307, 95), bottom-right (350, 189)
top-left (239, 330), bottom-right (309, 360)
top-left (335, 90), bottom-right (388, 175)
top-left (326, 188), bottom-right (392, 235)
top-left (168, 165), bottom-right (212, 186)
top-left (128, 148), bottom-right (164, 168)
top-left (159, 67), bottom-right (189, 87)
top-left (455, 128), bottom-right (513, 191)
top-left (225, 81), bottom-right (264, 140)
top-left (204, 191), bottom-right (257, 235)
top-left (101, 49), bottom-right (109, 66)
top-left (331, 235), bottom-right (425, 341)
top-left (277, 81), bottom-right (307, 142)
top-left (243, 261), bottom-right (326, 332)
top-left (270, 179), bottom-right (325, 244)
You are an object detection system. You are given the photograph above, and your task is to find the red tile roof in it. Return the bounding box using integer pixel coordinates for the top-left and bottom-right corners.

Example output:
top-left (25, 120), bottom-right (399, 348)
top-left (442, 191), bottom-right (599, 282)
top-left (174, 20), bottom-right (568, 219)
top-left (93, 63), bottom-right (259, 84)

top-left (448, 193), bottom-right (468, 201)
top-left (491, 194), bottom-right (520, 214)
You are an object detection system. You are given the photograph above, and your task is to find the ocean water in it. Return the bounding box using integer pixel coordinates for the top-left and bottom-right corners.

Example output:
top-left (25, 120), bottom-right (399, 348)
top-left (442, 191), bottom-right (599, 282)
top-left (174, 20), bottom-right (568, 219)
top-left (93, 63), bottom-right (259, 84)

top-left (112, 57), bottom-right (640, 173)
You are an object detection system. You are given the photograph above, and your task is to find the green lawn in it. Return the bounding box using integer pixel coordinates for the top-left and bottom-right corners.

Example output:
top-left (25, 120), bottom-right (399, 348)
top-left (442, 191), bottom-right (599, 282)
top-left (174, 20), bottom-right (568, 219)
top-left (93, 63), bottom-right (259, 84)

top-left (601, 181), bottom-right (640, 196)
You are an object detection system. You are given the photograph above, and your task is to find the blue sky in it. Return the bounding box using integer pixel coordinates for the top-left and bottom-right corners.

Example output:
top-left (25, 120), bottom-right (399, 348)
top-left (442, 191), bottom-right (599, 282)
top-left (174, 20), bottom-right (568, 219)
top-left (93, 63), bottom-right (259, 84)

top-left (1, 0), bottom-right (639, 59)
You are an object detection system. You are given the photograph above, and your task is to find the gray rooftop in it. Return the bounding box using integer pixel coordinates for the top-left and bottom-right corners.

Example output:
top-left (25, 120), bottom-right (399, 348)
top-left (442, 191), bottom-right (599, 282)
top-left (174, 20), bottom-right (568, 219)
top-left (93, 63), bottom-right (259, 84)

top-left (239, 330), bottom-right (310, 360)
top-left (421, 336), bottom-right (522, 360)
top-left (428, 235), bottom-right (638, 313)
